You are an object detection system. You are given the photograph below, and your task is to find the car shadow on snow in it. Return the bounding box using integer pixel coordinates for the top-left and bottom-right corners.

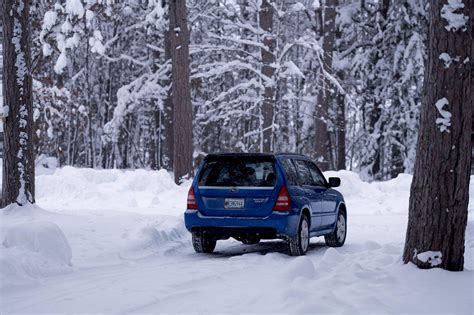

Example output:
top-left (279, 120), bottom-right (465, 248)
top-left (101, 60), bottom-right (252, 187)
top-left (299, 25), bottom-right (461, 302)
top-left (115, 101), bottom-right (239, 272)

top-left (212, 240), bottom-right (327, 257)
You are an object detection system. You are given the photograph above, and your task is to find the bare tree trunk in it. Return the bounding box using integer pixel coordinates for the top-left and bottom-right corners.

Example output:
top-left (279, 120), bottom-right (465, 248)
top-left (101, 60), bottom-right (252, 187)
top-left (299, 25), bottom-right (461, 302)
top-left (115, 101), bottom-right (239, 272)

top-left (390, 128), bottom-right (404, 179)
top-left (403, 0), bottom-right (472, 271)
top-left (336, 71), bottom-right (346, 170)
top-left (259, 0), bottom-right (275, 153)
top-left (169, 0), bottom-right (193, 183)
top-left (162, 29), bottom-right (174, 171)
top-left (149, 108), bottom-right (159, 170)
top-left (1, 0), bottom-right (35, 206)
top-left (314, 0), bottom-right (337, 170)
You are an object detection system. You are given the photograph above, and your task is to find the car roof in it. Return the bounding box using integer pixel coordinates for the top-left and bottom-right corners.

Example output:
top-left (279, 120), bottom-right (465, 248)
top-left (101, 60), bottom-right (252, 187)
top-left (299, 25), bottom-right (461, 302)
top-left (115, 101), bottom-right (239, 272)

top-left (274, 152), bottom-right (308, 158)
top-left (204, 152), bottom-right (309, 160)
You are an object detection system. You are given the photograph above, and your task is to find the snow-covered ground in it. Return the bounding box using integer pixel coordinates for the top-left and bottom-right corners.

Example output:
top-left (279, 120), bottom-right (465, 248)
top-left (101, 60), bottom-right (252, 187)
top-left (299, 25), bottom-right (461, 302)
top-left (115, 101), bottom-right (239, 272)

top-left (0, 166), bottom-right (473, 314)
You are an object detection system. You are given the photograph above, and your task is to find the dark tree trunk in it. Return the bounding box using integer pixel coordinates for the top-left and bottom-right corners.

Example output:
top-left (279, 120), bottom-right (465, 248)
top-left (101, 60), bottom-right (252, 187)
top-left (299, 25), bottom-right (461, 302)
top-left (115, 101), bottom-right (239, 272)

top-left (369, 109), bottom-right (383, 179)
top-left (336, 72), bottom-right (346, 170)
top-left (149, 108), bottom-right (158, 170)
top-left (162, 29), bottom-right (174, 171)
top-left (169, 0), bottom-right (193, 183)
top-left (148, 36), bottom-right (162, 171)
top-left (314, 0), bottom-right (337, 170)
top-left (390, 128), bottom-right (404, 179)
top-left (1, 0), bottom-right (35, 206)
top-left (259, 0), bottom-right (275, 153)
top-left (403, 0), bottom-right (472, 271)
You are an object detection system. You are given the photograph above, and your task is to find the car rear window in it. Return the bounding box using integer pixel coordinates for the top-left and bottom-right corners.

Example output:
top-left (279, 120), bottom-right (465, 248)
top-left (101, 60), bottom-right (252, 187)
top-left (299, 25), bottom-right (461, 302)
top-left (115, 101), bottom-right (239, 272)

top-left (198, 157), bottom-right (276, 187)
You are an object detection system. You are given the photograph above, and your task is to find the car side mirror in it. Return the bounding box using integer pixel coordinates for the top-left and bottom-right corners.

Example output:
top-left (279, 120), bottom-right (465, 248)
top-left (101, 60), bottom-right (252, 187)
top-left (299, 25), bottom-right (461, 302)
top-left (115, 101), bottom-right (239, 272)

top-left (328, 177), bottom-right (341, 188)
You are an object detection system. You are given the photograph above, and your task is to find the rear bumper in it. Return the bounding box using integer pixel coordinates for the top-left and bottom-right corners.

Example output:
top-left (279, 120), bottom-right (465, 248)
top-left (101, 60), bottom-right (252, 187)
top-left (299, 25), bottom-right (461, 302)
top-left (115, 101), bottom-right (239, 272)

top-left (184, 209), bottom-right (300, 237)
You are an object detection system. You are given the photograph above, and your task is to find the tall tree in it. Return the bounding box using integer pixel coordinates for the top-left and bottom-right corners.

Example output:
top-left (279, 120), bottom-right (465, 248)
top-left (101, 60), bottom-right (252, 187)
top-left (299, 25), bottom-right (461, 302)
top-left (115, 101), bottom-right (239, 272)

top-left (162, 29), bottom-right (174, 171)
top-left (403, 0), bottom-right (472, 271)
top-left (259, 0), bottom-right (275, 153)
top-left (169, 0), bottom-right (193, 183)
top-left (335, 72), bottom-right (346, 170)
top-left (314, 0), bottom-right (337, 170)
top-left (1, 0), bottom-right (35, 206)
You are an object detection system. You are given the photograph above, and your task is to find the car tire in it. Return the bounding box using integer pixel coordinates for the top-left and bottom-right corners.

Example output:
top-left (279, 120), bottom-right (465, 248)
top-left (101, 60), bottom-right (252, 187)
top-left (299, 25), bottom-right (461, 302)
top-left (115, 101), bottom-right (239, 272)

top-left (192, 232), bottom-right (216, 253)
top-left (288, 214), bottom-right (310, 256)
top-left (325, 210), bottom-right (347, 247)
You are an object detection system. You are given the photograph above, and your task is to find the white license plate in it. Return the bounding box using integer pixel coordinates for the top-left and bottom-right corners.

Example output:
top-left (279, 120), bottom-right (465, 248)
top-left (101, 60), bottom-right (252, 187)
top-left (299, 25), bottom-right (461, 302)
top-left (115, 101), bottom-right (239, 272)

top-left (224, 198), bottom-right (245, 209)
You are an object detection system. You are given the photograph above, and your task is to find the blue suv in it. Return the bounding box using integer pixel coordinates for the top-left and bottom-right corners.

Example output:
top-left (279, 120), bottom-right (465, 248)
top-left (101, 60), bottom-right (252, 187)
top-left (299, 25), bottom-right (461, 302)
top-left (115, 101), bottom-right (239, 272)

top-left (184, 153), bottom-right (347, 256)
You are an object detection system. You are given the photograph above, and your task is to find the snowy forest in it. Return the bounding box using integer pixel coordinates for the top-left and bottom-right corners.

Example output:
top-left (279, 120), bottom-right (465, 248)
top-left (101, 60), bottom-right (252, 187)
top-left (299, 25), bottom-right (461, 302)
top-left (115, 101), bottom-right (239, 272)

top-left (0, 0), bottom-right (473, 313)
top-left (25, 0), bottom-right (426, 181)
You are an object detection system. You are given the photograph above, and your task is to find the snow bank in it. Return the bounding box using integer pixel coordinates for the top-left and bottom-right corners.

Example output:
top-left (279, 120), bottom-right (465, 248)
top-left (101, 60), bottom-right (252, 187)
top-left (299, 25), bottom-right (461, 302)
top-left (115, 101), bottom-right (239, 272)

top-left (324, 170), bottom-right (413, 215)
top-left (32, 167), bottom-right (472, 216)
top-left (34, 167), bottom-right (413, 215)
top-left (35, 154), bottom-right (59, 175)
top-left (283, 256), bottom-right (316, 279)
top-left (36, 166), bottom-right (189, 214)
top-left (0, 205), bottom-right (72, 290)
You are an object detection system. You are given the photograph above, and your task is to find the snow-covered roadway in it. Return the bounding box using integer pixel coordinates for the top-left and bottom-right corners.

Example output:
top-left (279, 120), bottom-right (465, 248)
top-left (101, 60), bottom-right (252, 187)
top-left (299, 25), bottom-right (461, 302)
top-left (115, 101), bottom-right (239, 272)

top-left (1, 167), bottom-right (473, 314)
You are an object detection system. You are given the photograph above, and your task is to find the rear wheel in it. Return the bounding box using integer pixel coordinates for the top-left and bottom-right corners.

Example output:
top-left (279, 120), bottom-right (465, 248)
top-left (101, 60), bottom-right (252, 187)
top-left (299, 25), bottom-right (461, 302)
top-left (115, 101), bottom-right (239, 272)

top-left (192, 232), bottom-right (216, 253)
top-left (325, 211), bottom-right (347, 247)
top-left (288, 214), bottom-right (310, 256)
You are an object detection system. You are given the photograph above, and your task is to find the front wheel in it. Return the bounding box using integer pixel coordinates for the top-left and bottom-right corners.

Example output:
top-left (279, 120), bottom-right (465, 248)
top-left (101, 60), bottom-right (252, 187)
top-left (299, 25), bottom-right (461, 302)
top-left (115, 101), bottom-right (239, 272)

top-left (192, 232), bottom-right (216, 253)
top-left (325, 211), bottom-right (347, 247)
top-left (288, 215), bottom-right (310, 256)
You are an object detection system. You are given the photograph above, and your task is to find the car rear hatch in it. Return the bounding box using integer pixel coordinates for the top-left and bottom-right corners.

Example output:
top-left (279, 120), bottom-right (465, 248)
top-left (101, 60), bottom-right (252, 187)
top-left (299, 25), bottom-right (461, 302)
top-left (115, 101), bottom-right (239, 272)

top-left (195, 155), bottom-right (278, 217)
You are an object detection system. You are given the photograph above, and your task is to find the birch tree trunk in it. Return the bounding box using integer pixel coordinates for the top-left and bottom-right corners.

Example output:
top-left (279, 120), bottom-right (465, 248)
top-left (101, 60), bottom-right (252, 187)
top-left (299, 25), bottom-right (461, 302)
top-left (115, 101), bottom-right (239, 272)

top-left (314, 0), bottom-right (337, 170)
top-left (1, 0), bottom-right (35, 206)
top-left (403, 0), bottom-right (472, 271)
top-left (169, 0), bottom-right (193, 183)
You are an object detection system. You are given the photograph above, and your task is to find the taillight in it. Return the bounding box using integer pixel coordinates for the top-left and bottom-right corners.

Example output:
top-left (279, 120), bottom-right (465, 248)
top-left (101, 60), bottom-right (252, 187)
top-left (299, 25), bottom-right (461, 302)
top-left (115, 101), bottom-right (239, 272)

top-left (187, 187), bottom-right (197, 209)
top-left (273, 186), bottom-right (291, 211)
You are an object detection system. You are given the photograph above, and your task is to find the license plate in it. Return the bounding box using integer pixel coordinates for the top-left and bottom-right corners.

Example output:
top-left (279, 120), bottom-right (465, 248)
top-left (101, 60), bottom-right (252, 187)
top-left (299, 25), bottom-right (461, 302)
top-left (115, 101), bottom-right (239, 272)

top-left (224, 198), bottom-right (244, 209)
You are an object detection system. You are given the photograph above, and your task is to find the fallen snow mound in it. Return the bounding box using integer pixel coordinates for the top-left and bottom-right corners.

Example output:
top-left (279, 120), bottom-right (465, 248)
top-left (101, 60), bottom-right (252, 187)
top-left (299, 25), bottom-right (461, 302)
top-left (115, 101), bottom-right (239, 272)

top-left (35, 166), bottom-right (189, 214)
top-left (0, 206), bottom-right (72, 290)
top-left (325, 170), bottom-right (413, 214)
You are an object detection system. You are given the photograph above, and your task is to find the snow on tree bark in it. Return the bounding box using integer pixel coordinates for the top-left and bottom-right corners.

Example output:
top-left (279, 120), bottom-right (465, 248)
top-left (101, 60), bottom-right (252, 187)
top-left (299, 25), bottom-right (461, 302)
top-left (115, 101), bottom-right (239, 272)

top-left (402, 0), bottom-right (472, 271)
top-left (2, 0), bottom-right (35, 206)
top-left (169, 0), bottom-right (193, 183)
top-left (314, 0), bottom-right (337, 171)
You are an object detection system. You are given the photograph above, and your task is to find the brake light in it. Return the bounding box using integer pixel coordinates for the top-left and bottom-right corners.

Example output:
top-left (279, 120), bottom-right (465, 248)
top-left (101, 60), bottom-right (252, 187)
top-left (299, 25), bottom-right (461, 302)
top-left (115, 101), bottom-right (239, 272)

top-left (273, 186), bottom-right (291, 211)
top-left (187, 187), bottom-right (197, 209)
